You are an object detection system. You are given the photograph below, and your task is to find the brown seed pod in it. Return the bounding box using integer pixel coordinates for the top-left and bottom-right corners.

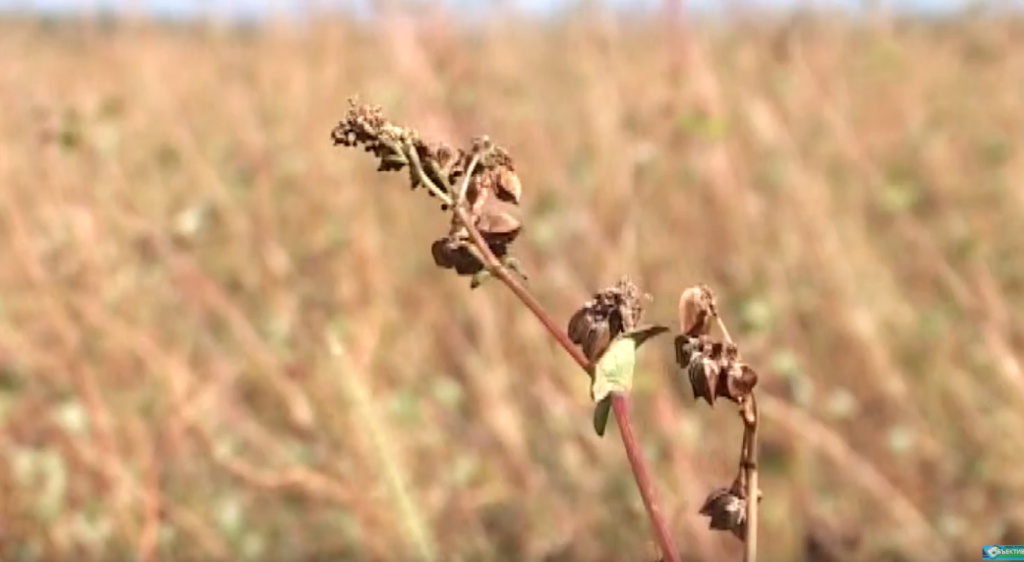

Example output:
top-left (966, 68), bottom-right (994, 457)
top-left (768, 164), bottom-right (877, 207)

top-left (430, 239), bottom-right (455, 269)
top-left (699, 487), bottom-right (747, 540)
top-left (496, 168), bottom-right (522, 204)
top-left (718, 363), bottom-right (759, 403)
top-left (678, 285), bottom-right (717, 337)
top-left (688, 357), bottom-right (720, 406)
top-left (476, 208), bottom-right (521, 239)
top-left (674, 335), bottom-right (694, 368)
top-left (567, 308), bottom-right (591, 346)
top-left (582, 321), bottom-right (612, 363)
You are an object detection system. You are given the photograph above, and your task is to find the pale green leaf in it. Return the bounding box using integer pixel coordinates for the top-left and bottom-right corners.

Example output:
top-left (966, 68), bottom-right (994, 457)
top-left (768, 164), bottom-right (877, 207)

top-left (591, 335), bottom-right (637, 403)
top-left (589, 326), bottom-right (668, 437)
top-left (593, 396), bottom-right (613, 437)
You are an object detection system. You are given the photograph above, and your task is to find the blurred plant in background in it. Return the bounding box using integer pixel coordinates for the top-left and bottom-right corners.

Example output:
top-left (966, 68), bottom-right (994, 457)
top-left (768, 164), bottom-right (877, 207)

top-left (0, 2), bottom-right (1023, 561)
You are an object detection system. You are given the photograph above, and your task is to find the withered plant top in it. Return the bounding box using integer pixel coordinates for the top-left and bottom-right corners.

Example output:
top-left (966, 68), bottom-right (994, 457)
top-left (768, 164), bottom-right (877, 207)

top-left (332, 98), bottom-right (525, 284)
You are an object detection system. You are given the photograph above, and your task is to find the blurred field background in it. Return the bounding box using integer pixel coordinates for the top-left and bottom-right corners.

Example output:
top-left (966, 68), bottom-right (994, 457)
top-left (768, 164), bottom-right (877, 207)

top-left (1, 1), bottom-right (1024, 561)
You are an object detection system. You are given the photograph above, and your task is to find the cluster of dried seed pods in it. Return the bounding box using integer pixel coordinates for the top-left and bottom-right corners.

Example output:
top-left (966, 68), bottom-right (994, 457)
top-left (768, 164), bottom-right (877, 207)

top-left (332, 98), bottom-right (773, 561)
top-left (675, 336), bottom-right (758, 406)
top-left (431, 137), bottom-right (525, 280)
top-left (673, 286), bottom-right (758, 406)
top-left (331, 100), bottom-right (416, 172)
top-left (567, 277), bottom-right (649, 363)
top-left (331, 99), bottom-right (527, 284)
top-left (674, 285), bottom-right (762, 546)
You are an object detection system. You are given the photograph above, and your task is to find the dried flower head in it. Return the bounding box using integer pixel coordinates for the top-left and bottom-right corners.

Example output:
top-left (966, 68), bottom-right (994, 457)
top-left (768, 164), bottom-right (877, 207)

top-left (675, 335), bottom-right (758, 405)
top-left (431, 202), bottom-right (523, 277)
top-left (331, 99), bottom-right (418, 172)
top-left (332, 98), bottom-right (527, 286)
top-left (567, 277), bottom-right (651, 363)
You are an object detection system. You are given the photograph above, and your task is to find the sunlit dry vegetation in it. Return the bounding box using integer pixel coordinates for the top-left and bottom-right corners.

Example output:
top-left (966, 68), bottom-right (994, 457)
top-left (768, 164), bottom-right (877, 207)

top-left (0, 5), bottom-right (1023, 561)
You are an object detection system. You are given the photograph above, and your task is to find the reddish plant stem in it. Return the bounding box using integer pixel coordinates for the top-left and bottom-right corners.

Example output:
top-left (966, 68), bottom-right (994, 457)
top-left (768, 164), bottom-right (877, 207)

top-left (455, 206), bottom-right (681, 562)
top-left (611, 393), bottom-right (678, 562)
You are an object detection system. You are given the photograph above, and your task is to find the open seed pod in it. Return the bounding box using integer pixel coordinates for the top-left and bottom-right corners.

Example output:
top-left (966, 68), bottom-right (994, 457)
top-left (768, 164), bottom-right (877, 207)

top-left (566, 277), bottom-right (651, 364)
top-left (717, 362), bottom-right (759, 404)
top-left (475, 201), bottom-right (522, 245)
top-left (495, 167), bottom-right (522, 204)
top-left (688, 356), bottom-right (721, 406)
top-left (698, 487), bottom-right (747, 540)
top-left (678, 284), bottom-right (717, 337)
top-left (430, 237), bottom-right (485, 276)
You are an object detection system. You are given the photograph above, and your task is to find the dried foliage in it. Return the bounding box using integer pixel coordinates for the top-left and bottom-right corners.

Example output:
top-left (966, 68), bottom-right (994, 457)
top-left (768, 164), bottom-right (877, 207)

top-left (676, 337), bottom-right (759, 406)
top-left (333, 99), bottom-right (526, 286)
top-left (333, 99), bottom-right (766, 562)
top-left (567, 277), bottom-right (652, 363)
top-left (672, 285), bottom-right (763, 556)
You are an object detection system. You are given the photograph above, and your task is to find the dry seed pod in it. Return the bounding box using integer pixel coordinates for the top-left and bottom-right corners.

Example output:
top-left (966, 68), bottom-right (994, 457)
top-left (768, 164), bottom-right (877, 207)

top-left (568, 277), bottom-right (649, 363)
top-left (432, 237), bottom-right (485, 276)
top-left (674, 335), bottom-right (699, 369)
top-left (699, 487), bottom-right (747, 540)
top-left (430, 239), bottom-right (455, 269)
top-left (689, 357), bottom-right (720, 405)
top-left (567, 307), bottom-right (591, 346)
top-left (476, 199), bottom-right (523, 257)
top-left (678, 285), bottom-right (717, 337)
top-left (718, 363), bottom-right (759, 403)
top-left (451, 249), bottom-right (485, 275)
top-left (496, 168), bottom-right (522, 204)
top-left (582, 321), bottom-right (612, 363)
top-left (476, 207), bottom-right (521, 239)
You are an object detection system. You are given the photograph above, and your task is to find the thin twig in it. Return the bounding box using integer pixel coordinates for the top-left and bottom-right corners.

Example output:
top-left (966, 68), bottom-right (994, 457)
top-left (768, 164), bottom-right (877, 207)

top-left (454, 152), bottom-right (480, 207)
top-left (741, 396), bottom-right (759, 562)
top-left (402, 140), bottom-right (454, 206)
top-left (716, 314), bottom-right (759, 562)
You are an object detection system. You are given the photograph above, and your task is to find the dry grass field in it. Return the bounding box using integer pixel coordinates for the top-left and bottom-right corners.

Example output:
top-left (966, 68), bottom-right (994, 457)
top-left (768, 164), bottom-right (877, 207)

top-left (0, 5), bottom-right (1023, 561)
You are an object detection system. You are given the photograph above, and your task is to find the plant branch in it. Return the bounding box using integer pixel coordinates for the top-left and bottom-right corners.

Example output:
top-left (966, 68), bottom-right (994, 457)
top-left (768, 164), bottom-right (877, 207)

top-left (335, 104), bottom-right (681, 562)
top-left (452, 202), bottom-right (681, 562)
top-left (742, 396), bottom-right (759, 562)
top-left (402, 140), bottom-right (453, 205)
top-left (717, 315), bottom-right (759, 562)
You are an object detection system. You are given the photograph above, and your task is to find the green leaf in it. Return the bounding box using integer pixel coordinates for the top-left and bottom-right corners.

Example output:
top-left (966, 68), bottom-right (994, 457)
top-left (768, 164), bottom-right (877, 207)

top-left (502, 256), bottom-right (528, 282)
top-left (470, 269), bottom-right (492, 289)
top-left (591, 335), bottom-right (636, 403)
top-left (593, 396), bottom-right (613, 437)
top-left (590, 325), bottom-right (668, 437)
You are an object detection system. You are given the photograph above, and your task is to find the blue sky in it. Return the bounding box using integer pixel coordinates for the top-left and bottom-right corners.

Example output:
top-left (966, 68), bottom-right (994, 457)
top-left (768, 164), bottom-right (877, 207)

top-left (0, 0), bottom-right (1013, 20)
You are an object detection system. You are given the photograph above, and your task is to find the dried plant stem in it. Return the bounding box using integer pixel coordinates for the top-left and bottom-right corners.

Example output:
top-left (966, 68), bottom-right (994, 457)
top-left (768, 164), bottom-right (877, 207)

top-left (717, 315), bottom-right (759, 562)
top-left (453, 203), bottom-right (681, 562)
top-left (742, 396), bottom-right (759, 562)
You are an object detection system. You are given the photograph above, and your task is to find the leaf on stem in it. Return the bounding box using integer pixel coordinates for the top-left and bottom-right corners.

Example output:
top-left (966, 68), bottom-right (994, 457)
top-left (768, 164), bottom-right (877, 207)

top-left (590, 325), bottom-right (669, 437)
top-left (470, 269), bottom-right (492, 289)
